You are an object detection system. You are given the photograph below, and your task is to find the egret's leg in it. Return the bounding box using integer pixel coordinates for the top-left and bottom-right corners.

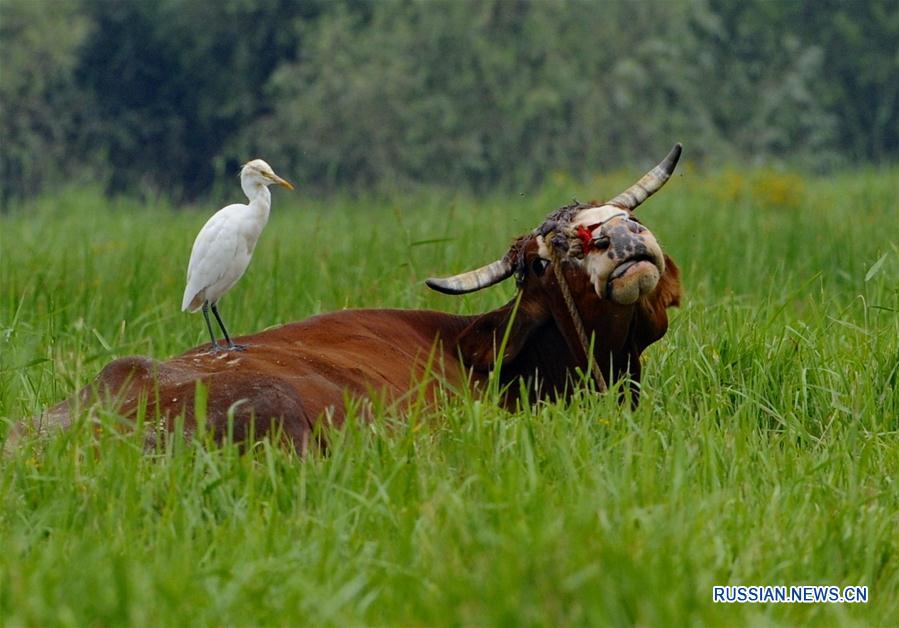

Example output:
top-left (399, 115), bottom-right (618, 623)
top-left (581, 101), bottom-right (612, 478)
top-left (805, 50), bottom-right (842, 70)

top-left (202, 302), bottom-right (223, 352)
top-left (210, 303), bottom-right (247, 351)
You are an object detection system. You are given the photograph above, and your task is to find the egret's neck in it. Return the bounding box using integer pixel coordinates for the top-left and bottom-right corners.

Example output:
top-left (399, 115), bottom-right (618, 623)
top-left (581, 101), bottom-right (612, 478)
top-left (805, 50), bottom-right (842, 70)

top-left (242, 180), bottom-right (271, 214)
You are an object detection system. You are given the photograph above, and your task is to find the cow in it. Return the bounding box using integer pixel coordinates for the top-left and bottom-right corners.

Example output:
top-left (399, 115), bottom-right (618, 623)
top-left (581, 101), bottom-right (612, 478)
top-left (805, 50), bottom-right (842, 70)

top-left (16, 145), bottom-right (683, 453)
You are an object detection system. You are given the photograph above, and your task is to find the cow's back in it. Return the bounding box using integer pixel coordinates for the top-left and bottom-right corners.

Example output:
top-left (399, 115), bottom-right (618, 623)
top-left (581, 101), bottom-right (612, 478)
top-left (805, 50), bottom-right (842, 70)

top-left (168, 308), bottom-right (471, 418)
top-left (27, 309), bottom-right (471, 452)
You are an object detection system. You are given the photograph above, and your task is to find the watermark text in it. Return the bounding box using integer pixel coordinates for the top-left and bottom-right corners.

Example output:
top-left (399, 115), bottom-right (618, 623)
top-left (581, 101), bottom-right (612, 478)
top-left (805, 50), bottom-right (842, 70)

top-left (712, 585), bottom-right (867, 604)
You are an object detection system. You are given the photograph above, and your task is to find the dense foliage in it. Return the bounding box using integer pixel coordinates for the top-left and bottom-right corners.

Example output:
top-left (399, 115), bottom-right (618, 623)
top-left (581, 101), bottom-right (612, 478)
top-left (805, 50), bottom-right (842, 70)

top-left (1, 0), bottom-right (897, 202)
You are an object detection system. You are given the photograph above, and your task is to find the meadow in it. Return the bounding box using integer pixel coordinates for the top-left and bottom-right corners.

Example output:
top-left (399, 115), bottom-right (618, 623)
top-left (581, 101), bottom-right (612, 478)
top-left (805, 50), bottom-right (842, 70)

top-left (0, 167), bottom-right (897, 626)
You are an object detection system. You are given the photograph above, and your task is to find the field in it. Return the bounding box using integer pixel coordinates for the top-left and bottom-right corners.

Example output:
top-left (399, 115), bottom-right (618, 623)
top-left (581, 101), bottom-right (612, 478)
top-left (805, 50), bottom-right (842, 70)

top-left (0, 168), bottom-right (897, 626)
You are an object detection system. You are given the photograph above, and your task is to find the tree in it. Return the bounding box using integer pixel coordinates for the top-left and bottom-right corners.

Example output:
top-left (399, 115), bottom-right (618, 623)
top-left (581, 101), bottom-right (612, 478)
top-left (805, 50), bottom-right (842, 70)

top-left (76, 0), bottom-right (322, 200)
top-left (795, 0), bottom-right (899, 162)
top-left (0, 0), bottom-right (94, 204)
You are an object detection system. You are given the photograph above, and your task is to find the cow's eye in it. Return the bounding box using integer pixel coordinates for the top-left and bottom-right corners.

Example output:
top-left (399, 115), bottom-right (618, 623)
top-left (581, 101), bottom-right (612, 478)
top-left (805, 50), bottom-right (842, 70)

top-left (592, 236), bottom-right (610, 251)
top-left (532, 257), bottom-right (549, 276)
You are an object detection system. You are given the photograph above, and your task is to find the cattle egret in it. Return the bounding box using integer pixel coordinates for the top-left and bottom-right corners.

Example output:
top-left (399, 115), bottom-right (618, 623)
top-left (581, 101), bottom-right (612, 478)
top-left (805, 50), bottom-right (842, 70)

top-left (182, 159), bottom-right (294, 352)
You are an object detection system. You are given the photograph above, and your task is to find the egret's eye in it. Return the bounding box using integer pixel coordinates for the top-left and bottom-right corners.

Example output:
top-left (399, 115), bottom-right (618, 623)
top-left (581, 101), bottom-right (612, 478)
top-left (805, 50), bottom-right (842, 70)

top-left (532, 257), bottom-right (549, 276)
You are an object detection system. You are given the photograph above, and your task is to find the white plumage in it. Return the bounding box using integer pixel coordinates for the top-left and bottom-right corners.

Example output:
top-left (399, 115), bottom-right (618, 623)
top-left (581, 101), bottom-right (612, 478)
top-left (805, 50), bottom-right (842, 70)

top-left (182, 159), bottom-right (293, 351)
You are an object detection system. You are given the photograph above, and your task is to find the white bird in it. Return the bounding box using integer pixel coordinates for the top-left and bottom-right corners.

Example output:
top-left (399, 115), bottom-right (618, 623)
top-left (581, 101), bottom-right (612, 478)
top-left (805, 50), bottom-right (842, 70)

top-left (182, 159), bottom-right (294, 352)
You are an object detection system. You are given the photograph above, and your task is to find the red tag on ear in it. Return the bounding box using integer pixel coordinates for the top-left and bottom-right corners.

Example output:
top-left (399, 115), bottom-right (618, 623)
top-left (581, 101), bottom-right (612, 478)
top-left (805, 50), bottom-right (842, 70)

top-left (576, 225), bottom-right (594, 253)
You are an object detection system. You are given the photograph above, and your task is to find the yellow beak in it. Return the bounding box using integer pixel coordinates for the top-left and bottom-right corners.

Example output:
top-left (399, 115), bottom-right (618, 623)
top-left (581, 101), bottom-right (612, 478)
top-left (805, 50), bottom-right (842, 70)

top-left (272, 174), bottom-right (294, 190)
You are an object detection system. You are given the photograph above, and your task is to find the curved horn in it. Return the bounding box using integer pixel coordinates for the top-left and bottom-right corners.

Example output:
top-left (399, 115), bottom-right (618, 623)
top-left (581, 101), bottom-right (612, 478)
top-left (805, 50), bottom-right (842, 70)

top-left (606, 143), bottom-right (682, 211)
top-left (425, 259), bottom-right (513, 295)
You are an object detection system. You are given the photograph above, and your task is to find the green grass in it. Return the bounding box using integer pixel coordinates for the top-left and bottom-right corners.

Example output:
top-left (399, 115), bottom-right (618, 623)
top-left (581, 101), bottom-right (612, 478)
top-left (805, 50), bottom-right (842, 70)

top-left (1, 168), bottom-right (897, 626)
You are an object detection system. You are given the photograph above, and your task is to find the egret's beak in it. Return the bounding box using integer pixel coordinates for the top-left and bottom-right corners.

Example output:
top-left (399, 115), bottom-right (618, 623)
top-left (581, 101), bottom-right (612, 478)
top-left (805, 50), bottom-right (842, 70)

top-left (272, 174), bottom-right (294, 190)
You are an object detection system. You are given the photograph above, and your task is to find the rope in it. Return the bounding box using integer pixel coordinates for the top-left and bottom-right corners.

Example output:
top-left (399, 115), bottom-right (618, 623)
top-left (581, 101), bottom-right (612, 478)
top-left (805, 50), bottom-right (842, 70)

top-left (548, 247), bottom-right (608, 393)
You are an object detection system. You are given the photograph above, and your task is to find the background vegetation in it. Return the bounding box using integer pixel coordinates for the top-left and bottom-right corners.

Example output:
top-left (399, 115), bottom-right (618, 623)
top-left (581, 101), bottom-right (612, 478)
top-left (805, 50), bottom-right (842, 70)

top-left (2, 0), bottom-right (898, 204)
top-left (1, 168), bottom-right (897, 625)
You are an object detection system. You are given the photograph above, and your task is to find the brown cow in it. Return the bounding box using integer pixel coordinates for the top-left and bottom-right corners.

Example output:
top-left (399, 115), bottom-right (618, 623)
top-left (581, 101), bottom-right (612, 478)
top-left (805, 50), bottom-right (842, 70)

top-left (22, 145), bottom-right (683, 452)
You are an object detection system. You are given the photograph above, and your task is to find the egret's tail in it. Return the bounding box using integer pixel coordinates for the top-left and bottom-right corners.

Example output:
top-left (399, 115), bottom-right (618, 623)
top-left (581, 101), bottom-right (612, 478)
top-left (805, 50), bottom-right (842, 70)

top-left (182, 287), bottom-right (205, 313)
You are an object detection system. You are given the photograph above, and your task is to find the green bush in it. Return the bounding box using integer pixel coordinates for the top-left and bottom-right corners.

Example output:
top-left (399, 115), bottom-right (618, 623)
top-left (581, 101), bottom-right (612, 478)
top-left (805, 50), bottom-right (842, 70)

top-left (0, 0), bottom-right (896, 203)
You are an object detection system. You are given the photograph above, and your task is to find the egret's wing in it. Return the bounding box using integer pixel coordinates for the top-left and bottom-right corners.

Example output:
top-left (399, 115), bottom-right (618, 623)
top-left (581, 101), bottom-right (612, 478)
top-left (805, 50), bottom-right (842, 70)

top-left (185, 206), bottom-right (241, 276)
top-left (182, 206), bottom-right (243, 311)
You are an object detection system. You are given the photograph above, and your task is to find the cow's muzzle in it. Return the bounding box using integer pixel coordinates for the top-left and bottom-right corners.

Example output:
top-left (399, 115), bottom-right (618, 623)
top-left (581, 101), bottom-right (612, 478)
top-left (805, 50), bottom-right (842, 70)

top-left (586, 218), bottom-right (665, 305)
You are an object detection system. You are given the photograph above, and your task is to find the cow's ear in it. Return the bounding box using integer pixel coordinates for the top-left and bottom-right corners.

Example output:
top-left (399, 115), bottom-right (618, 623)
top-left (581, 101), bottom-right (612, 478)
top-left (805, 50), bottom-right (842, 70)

top-left (633, 254), bottom-right (682, 351)
top-left (458, 295), bottom-right (550, 371)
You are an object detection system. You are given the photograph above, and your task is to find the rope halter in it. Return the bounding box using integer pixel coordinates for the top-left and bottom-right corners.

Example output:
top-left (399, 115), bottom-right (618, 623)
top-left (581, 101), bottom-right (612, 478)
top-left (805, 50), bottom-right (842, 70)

top-left (544, 230), bottom-right (609, 394)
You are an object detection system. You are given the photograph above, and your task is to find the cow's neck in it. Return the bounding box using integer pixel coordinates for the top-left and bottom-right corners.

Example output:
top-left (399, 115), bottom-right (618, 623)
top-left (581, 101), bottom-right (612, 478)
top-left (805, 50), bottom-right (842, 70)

top-left (501, 312), bottom-right (638, 403)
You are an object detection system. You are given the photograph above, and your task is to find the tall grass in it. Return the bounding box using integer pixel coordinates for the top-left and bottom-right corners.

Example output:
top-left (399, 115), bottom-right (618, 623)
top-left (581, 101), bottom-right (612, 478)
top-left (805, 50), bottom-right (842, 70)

top-left (1, 168), bottom-right (897, 625)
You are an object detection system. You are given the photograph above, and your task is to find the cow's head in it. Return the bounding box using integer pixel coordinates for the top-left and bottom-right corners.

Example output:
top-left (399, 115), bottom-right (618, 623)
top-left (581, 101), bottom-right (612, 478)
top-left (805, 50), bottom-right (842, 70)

top-left (426, 145), bottom-right (683, 394)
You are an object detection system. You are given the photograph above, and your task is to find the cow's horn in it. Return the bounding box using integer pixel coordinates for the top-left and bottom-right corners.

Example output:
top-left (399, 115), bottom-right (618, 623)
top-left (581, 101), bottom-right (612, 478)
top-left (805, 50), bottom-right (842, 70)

top-left (426, 259), bottom-right (513, 295)
top-left (606, 143), bottom-right (682, 211)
